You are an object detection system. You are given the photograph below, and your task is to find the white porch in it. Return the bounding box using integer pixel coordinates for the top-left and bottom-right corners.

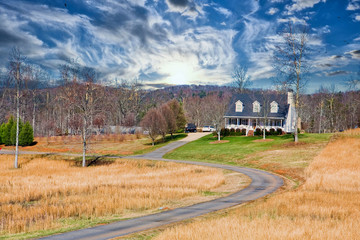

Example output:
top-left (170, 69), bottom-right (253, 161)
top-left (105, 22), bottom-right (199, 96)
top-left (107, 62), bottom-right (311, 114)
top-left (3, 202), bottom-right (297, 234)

top-left (224, 117), bottom-right (285, 135)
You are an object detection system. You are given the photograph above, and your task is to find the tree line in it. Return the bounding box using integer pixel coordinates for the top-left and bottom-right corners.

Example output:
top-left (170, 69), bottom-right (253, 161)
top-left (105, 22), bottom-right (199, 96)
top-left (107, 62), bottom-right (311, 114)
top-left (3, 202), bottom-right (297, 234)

top-left (1, 46), bottom-right (359, 167)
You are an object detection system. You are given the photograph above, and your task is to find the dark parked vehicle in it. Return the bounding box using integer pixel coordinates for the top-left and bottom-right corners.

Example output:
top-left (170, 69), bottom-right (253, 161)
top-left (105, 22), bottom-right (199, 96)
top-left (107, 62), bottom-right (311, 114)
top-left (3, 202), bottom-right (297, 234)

top-left (185, 123), bottom-right (197, 132)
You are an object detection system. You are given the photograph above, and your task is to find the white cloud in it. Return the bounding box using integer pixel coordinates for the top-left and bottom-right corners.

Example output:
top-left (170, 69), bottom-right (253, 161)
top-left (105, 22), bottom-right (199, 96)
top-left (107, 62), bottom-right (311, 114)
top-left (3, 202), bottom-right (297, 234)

top-left (236, 3), bottom-right (277, 80)
top-left (266, 7), bottom-right (279, 15)
top-left (285, 0), bottom-right (326, 14)
top-left (0, 0), bottom-right (239, 86)
top-left (312, 25), bottom-right (331, 34)
top-left (345, 50), bottom-right (360, 59)
top-left (277, 16), bottom-right (308, 24)
top-left (269, 0), bottom-right (284, 2)
top-left (355, 14), bottom-right (360, 21)
top-left (213, 7), bottom-right (232, 18)
top-left (347, 0), bottom-right (360, 11)
top-left (165, 0), bottom-right (203, 20)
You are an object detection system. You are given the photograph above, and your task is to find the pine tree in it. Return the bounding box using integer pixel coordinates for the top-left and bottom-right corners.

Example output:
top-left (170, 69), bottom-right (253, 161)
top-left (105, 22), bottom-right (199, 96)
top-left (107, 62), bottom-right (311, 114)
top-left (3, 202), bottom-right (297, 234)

top-left (3, 116), bottom-right (15, 146)
top-left (0, 123), bottom-right (4, 144)
top-left (10, 119), bottom-right (22, 146)
top-left (19, 121), bottom-right (34, 146)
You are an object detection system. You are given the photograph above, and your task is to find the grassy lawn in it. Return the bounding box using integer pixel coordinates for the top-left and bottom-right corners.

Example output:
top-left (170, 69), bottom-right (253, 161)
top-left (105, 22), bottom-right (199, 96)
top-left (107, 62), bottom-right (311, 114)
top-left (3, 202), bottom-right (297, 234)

top-left (164, 133), bottom-right (332, 165)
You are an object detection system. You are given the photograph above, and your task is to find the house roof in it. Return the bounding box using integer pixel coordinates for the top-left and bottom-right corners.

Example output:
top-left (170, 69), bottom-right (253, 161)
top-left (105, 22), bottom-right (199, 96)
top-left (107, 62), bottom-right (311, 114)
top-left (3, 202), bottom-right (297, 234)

top-left (224, 92), bottom-right (289, 119)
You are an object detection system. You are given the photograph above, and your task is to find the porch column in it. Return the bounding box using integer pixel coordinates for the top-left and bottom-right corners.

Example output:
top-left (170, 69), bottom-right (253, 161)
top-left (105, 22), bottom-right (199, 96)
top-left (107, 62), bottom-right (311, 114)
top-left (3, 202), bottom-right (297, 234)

top-left (237, 118), bottom-right (239, 126)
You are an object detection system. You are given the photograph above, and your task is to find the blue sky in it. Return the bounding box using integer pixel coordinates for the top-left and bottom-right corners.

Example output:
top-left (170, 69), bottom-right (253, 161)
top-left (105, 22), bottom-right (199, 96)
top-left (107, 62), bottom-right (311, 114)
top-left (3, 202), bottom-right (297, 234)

top-left (0, 0), bottom-right (359, 92)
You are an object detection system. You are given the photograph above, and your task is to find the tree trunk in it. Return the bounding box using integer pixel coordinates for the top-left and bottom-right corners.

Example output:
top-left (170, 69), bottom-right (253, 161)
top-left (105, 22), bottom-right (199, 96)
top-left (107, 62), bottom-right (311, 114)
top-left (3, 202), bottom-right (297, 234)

top-left (217, 130), bottom-right (220, 141)
top-left (14, 84), bottom-right (20, 169)
top-left (82, 117), bottom-right (87, 167)
top-left (294, 111), bottom-right (299, 142)
top-left (319, 101), bottom-right (323, 134)
top-left (32, 99), bottom-right (36, 136)
top-left (82, 139), bottom-right (86, 167)
top-left (295, 71), bottom-right (300, 143)
top-left (263, 127), bottom-right (266, 140)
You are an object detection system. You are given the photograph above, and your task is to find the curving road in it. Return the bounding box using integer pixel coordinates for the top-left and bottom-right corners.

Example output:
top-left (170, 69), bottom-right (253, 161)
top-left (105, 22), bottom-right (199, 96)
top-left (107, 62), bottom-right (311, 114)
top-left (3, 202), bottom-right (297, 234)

top-left (3, 133), bottom-right (283, 240)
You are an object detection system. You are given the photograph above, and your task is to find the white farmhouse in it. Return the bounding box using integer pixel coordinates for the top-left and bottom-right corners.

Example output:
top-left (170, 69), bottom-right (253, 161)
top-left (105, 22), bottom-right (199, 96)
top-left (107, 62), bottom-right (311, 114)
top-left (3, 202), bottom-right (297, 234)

top-left (224, 92), bottom-right (297, 136)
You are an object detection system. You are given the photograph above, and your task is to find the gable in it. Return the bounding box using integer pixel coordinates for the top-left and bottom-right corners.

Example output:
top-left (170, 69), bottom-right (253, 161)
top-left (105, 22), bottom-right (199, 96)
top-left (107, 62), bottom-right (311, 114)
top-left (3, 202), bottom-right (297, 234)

top-left (235, 100), bottom-right (243, 112)
top-left (252, 101), bottom-right (260, 113)
top-left (270, 101), bottom-right (278, 113)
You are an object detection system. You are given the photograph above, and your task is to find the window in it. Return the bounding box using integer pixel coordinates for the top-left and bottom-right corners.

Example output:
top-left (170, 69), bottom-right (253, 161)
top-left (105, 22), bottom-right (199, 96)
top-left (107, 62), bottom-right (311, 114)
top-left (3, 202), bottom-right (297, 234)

top-left (241, 119), bottom-right (248, 125)
top-left (235, 100), bottom-right (243, 112)
top-left (253, 101), bottom-right (260, 113)
top-left (270, 101), bottom-right (278, 113)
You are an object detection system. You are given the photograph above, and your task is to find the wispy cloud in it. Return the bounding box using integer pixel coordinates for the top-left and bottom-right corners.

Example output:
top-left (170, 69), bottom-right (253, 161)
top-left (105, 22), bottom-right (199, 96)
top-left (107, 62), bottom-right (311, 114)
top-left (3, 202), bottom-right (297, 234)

top-left (345, 49), bottom-right (360, 59)
top-left (266, 7), bottom-right (279, 15)
top-left (285, 0), bottom-right (326, 14)
top-left (0, 0), bottom-right (238, 86)
top-left (213, 6), bottom-right (232, 18)
top-left (165, 0), bottom-right (203, 20)
top-left (346, 0), bottom-right (360, 11)
top-left (355, 14), bottom-right (360, 22)
top-left (277, 16), bottom-right (307, 24)
top-left (326, 70), bottom-right (349, 76)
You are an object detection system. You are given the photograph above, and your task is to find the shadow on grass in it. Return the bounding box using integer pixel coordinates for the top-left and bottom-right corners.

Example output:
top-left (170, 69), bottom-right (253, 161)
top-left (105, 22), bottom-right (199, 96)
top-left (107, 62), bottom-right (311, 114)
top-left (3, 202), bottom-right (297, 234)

top-left (72, 156), bottom-right (115, 167)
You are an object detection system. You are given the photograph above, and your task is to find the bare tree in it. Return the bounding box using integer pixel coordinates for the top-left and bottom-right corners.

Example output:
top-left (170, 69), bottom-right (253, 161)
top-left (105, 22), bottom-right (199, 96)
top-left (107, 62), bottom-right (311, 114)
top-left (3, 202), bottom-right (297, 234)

top-left (256, 91), bottom-right (272, 140)
top-left (140, 108), bottom-right (166, 146)
top-left (116, 79), bottom-right (143, 125)
top-left (60, 62), bottom-right (103, 167)
top-left (183, 96), bottom-right (203, 127)
top-left (204, 94), bottom-right (230, 141)
top-left (274, 21), bottom-right (309, 142)
top-left (21, 64), bottom-right (48, 136)
top-left (232, 65), bottom-right (251, 93)
top-left (8, 48), bottom-right (27, 168)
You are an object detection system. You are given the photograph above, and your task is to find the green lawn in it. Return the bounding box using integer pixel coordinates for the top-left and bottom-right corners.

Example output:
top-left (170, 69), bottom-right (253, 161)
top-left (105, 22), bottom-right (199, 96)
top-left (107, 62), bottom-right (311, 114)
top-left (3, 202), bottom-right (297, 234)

top-left (164, 133), bottom-right (332, 166)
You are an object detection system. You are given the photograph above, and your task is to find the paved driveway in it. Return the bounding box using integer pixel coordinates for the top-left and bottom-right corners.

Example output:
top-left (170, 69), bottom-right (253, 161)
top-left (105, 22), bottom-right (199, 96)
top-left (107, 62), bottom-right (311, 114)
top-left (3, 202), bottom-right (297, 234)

top-left (1, 133), bottom-right (283, 240)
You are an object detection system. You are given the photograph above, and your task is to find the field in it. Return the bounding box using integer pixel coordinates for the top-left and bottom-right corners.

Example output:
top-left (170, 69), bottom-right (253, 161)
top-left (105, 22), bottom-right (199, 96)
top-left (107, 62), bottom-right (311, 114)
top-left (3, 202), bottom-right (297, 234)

top-left (146, 130), bottom-right (360, 239)
top-left (1, 132), bottom-right (347, 240)
top-left (0, 154), bottom-right (250, 240)
top-left (165, 133), bottom-right (332, 186)
top-left (0, 133), bottom-right (187, 156)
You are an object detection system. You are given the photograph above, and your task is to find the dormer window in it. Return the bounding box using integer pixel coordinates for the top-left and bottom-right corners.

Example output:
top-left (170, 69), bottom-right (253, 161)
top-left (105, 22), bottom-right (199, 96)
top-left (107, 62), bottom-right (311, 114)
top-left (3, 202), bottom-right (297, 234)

top-left (253, 101), bottom-right (260, 113)
top-left (235, 100), bottom-right (243, 112)
top-left (270, 101), bottom-right (278, 113)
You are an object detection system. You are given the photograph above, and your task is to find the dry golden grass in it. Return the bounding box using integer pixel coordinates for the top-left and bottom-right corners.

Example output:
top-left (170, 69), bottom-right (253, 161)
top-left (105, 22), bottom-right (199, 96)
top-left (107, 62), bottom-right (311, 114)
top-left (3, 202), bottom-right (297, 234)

top-left (154, 130), bottom-right (360, 240)
top-left (0, 155), bottom-right (226, 235)
top-left (1, 134), bottom-right (152, 155)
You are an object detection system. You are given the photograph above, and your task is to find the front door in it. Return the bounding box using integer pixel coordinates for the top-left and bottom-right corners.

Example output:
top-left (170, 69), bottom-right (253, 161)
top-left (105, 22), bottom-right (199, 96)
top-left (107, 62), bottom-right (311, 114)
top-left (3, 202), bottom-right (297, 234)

top-left (252, 119), bottom-right (256, 128)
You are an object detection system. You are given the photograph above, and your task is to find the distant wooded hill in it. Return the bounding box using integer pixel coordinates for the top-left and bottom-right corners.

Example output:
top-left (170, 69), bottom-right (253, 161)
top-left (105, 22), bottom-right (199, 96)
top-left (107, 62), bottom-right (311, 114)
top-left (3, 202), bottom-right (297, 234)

top-left (0, 83), bottom-right (359, 136)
